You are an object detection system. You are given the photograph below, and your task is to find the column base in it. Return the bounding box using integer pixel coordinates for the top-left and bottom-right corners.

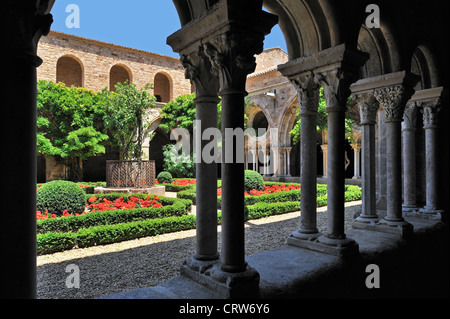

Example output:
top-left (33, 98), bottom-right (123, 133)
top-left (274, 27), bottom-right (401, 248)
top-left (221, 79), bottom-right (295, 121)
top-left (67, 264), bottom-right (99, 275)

top-left (359, 218), bottom-right (414, 238)
top-left (181, 258), bottom-right (260, 299)
top-left (402, 204), bottom-right (419, 213)
top-left (352, 214), bottom-right (380, 229)
top-left (287, 232), bottom-right (359, 259)
top-left (417, 207), bottom-right (443, 220)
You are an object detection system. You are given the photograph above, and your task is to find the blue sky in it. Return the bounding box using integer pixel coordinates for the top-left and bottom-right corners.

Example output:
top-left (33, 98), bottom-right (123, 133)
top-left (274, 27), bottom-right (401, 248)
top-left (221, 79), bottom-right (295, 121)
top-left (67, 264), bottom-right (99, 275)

top-left (49, 0), bottom-right (287, 58)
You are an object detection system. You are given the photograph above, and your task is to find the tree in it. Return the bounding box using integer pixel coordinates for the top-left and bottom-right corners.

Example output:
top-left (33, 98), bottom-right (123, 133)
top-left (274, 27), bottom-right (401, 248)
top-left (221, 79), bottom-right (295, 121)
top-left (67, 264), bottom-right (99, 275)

top-left (290, 87), bottom-right (357, 145)
top-left (101, 81), bottom-right (157, 160)
top-left (37, 80), bottom-right (109, 181)
top-left (159, 92), bottom-right (249, 135)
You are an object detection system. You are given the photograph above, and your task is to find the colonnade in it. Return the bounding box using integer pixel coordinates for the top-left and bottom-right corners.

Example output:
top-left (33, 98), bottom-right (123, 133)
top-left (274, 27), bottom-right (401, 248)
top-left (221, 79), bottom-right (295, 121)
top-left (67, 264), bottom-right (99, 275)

top-left (6, 0), bottom-right (446, 300)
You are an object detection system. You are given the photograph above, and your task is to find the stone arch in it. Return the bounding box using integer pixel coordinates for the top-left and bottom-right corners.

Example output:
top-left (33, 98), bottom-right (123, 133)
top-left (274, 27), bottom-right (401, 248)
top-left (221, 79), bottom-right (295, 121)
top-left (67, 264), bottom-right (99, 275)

top-left (56, 55), bottom-right (84, 87)
top-left (357, 23), bottom-right (402, 79)
top-left (154, 72), bottom-right (173, 103)
top-left (263, 0), bottom-right (335, 59)
top-left (109, 64), bottom-right (132, 91)
top-left (410, 45), bottom-right (441, 90)
top-left (277, 93), bottom-right (299, 147)
top-left (247, 104), bottom-right (272, 129)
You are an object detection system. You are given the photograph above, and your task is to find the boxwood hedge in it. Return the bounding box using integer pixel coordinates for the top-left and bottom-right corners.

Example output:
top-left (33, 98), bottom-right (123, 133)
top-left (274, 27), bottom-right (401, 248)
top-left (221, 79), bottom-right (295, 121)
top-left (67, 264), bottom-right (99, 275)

top-left (37, 183), bottom-right (361, 255)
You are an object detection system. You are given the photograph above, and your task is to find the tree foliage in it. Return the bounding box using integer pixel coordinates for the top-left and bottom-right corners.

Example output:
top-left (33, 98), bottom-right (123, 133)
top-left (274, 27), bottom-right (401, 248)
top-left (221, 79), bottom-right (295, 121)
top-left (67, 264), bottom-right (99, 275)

top-left (290, 87), bottom-right (357, 145)
top-left (101, 81), bottom-right (157, 160)
top-left (37, 80), bottom-right (109, 181)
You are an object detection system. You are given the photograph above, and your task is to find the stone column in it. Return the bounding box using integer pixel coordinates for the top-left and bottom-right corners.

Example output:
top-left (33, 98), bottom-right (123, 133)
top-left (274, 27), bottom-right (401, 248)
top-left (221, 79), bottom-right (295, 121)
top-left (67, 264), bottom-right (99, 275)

top-left (200, 9), bottom-right (276, 298)
top-left (168, 3), bottom-right (277, 297)
top-left (350, 90), bottom-right (380, 225)
top-left (179, 47), bottom-right (220, 270)
top-left (272, 147), bottom-right (280, 177)
top-left (373, 72), bottom-right (418, 235)
top-left (285, 72), bottom-right (322, 242)
top-left (420, 95), bottom-right (445, 217)
top-left (254, 148), bottom-right (259, 172)
top-left (351, 143), bottom-right (361, 179)
top-left (315, 66), bottom-right (361, 252)
top-left (279, 44), bottom-right (367, 257)
top-left (286, 147), bottom-right (292, 176)
top-left (321, 144), bottom-right (328, 177)
top-left (2, 1), bottom-right (54, 298)
top-left (401, 102), bottom-right (419, 212)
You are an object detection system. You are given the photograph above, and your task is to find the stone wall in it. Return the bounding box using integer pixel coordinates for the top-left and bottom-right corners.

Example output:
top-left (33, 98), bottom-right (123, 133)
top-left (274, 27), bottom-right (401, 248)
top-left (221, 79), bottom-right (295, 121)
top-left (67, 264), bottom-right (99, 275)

top-left (37, 31), bottom-right (191, 96)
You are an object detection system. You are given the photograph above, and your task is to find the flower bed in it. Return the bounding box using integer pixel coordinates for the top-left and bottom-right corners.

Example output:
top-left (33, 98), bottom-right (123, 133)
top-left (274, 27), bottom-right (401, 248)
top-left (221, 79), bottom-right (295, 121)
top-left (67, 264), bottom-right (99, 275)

top-left (155, 178), bottom-right (197, 192)
top-left (36, 180), bottom-right (362, 255)
top-left (215, 183), bottom-right (302, 197)
top-left (37, 192), bottom-right (193, 255)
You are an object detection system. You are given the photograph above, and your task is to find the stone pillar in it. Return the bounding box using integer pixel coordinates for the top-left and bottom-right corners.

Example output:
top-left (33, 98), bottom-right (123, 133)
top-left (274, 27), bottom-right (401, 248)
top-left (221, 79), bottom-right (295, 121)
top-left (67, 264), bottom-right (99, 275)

top-left (170, 1), bottom-right (277, 298)
top-left (350, 90), bottom-right (380, 225)
top-left (272, 147), bottom-right (280, 177)
top-left (420, 94), bottom-right (445, 218)
top-left (286, 147), bottom-right (292, 176)
top-left (2, 1), bottom-right (54, 298)
top-left (351, 143), bottom-right (361, 179)
top-left (373, 72), bottom-right (418, 235)
top-left (401, 102), bottom-right (419, 212)
top-left (179, 47), bottom-right (221, 270)
top-left (285, 72), bottom-right (322, 242)
top-left (262, 148), bottom-right (269, 176)
top-left (279, 44), bottom-right (367, 257)
top-left (315, 65), bottom-right (362, 253)
top-left (320, 144), bottom-right (328, 177)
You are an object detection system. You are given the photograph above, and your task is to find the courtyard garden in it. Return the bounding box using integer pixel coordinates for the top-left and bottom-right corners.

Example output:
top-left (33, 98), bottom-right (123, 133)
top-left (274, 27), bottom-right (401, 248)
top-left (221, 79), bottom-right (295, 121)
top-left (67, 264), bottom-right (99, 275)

top-left (36, 171), bottom-right (362, 255)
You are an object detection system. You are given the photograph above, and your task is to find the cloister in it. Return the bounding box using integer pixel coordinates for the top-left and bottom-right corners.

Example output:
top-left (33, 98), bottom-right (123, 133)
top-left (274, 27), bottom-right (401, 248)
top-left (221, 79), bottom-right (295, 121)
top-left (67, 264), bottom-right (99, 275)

top-left (2, 0), bottom-right (448, 299)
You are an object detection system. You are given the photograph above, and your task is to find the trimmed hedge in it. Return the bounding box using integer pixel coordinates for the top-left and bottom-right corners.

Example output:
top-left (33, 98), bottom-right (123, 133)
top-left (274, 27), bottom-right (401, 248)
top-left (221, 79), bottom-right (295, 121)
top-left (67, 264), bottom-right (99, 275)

top-left (37, 196), bottom-right (192, 234)
top-left (37, 215), bottom-right (197, 255)
top-left (36, 183), bottom-right (361, 255)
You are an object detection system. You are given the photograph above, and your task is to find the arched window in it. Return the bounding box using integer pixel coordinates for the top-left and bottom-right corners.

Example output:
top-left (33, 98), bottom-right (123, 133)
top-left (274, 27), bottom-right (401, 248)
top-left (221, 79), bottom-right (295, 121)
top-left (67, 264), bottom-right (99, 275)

top-left (110, 64), bottom-right (132, 91)
top-left (252, 111), bottom-right (269, 136)
top-left (154, 72), bottom-right (172, 103)
top-left (56, 55), bottom-right (83, 87)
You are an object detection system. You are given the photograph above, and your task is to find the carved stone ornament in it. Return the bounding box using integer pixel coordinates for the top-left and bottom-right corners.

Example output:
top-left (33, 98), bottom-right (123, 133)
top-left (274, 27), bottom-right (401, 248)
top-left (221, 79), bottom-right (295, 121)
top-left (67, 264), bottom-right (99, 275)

top-left (203, 31), bottom-right (265, 94)
top-left (351, 92), bottom-right (379, 125)
top-left (314, 67), bottom-right (359, 113)
top-left (180, 47), bottom-right (219, 100)
top-left (402, 102), bottom-right (420, 130)
top-left (421, 99), bottom-right (442, 129)
top-left (373, 85), bottom-right (414, 122)
top-left (290, 72), bottom-right (320, 116)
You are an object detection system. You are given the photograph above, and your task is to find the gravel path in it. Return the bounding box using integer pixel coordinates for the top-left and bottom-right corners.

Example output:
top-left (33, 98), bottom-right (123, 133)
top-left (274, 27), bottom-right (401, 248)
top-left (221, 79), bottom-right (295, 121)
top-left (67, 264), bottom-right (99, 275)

top-left (36, 195), bottom-right (362, 299)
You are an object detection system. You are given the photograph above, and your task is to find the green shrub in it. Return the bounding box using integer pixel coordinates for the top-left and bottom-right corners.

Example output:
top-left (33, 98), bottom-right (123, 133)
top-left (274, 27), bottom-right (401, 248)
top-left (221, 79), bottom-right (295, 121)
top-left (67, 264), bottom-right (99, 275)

top-left (36, 180), bottom-right (86, 216)
top-left (244, 170), bottom-right (264, 192)
top-left (157, 171), bottom-right (173, 184)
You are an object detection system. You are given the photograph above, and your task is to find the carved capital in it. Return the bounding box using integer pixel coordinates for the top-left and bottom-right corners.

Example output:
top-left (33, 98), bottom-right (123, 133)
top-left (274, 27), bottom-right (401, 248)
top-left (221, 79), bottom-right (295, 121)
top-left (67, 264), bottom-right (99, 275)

top-left (314, 67), bottom-right (359, 113)
top-left (373, 85), bottom-right (415, 122)
top-left (203, 31), bottom-right (265, 95)
top-left (180, 47), bottom-right (220, 102)
top-left (402, 102), bottom-right (419, 131)
top-left (5, 0), bottom-right (54, 67)
top-left (351, 92), bottom-right (379, 125)
top-left (290, 72), bottom-right (320, 116)
top-left (421, 99), bottom-right (442, 129)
